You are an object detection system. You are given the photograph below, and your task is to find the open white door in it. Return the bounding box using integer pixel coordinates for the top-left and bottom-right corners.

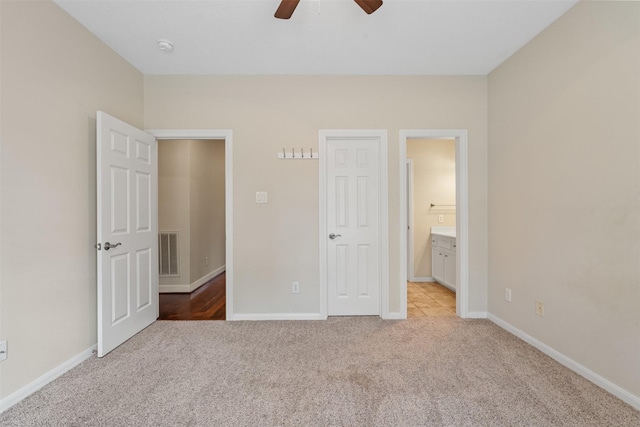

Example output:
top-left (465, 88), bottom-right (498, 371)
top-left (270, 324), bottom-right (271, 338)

top-left (96, 111), bottom-right (158, 357)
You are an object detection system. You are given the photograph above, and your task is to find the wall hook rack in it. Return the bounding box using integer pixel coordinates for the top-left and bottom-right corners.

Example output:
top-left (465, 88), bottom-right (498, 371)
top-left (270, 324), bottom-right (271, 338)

top-left (277, 147), bottom-right (319, 160)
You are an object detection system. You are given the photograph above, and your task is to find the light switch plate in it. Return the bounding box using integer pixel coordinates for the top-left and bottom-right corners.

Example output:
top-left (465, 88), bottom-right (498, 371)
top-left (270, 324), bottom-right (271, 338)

top-left (535, 300), bottom-right (544, 317)
top-left (256, 191), bottom-right (268, 203)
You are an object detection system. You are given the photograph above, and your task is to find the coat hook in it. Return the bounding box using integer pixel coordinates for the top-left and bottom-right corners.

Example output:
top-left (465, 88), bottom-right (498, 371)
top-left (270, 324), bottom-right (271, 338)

top-left (282, 148), bottom-right (285, 157)
top-left (310, 148), bottom-right (313, 158)
top-left (301, 148), bottom-right (304, 158)
top-left (291, 148), bottom-right (295, 158)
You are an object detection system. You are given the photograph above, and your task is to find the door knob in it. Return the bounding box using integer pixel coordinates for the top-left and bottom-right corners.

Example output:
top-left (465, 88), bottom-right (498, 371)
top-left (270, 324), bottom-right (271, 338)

top-left (104, 242), bottom-right (122, 251)
top-left (329, 233), bottom-right (342, 240)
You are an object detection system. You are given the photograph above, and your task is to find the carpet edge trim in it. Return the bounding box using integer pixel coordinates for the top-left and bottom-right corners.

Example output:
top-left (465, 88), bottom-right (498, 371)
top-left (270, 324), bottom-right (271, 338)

top-left (229, 313), bottom-right (326, 321)
top-left (466, 311), bottom-right (488, 319)
top-left (385, 312), bottom-right (404, 319)
top-left (0, 345), bottom-right (96, 414)
top-left (488, 313), bottom-right (640, 411)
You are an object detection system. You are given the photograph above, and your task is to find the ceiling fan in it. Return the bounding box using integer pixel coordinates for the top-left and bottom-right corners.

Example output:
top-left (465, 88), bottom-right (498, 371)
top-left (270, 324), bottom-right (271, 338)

top-left (275, 0), bottom-right (383, 19)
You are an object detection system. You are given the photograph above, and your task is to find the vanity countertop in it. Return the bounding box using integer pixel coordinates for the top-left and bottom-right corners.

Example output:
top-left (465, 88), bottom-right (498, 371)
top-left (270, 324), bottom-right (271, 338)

top-left (430, 226), bottom-right (456, 238)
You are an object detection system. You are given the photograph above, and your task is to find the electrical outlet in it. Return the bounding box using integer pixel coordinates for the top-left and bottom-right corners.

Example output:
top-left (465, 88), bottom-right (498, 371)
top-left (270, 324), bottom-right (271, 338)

top-left (256, 191), bottom-right (268, 203)
top-left (504, 288), bottom-right (512, 302)
top-left (204, 256), bottom-right (209, 266)
top-left (292, 281), bottom-right (300, 294)
top-left (438, 214), bottom-right (444, 223)
top-left (535, 300), bottom-right (545, 317)
top-left (0, 341), bottom-right (7, 362)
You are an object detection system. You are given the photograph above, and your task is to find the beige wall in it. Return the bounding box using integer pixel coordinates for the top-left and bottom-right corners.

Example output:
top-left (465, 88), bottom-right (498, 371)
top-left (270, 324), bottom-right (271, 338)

top-left (189, 139), bottom-right (226, 283)
top-left (488, 1), bottom-right (640, 398)
top-left (158, 140), bottom-right (191, 285)
top-left (144, 75), bottom-right (489, 315)
top-left (0, 0), bottom-right (144, 399)
top-left (407, 138), bottom-right (456, 279)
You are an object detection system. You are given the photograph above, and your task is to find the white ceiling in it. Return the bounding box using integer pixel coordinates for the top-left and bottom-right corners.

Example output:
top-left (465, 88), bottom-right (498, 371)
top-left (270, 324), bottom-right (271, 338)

top-left (53, 0), bottom-right (578, 75)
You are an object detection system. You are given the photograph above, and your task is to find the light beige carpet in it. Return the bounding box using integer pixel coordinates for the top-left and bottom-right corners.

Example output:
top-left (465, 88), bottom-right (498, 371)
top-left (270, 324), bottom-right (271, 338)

top-left (1, 318), bottom-right (638, 426)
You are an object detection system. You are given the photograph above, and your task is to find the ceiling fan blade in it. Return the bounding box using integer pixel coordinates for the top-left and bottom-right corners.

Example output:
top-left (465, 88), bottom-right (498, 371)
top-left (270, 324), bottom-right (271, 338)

top-left (275, 0), bottom-right (301, 19)
top-left (354, 0), bottom-right (383, 14)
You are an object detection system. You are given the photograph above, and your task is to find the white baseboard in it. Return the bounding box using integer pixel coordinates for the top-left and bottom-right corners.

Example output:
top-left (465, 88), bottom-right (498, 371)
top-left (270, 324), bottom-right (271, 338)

top-left (440, 283), bottom-right (456, 292)
top-left (466, 311), bottom-right (488, 319)
top-left (159, 283), bottom-right (191, 293)
top-left (159, 265), bottom-right (225, 294)
top-left (410, 277), bottom-right (435, 283)
top-left (0, 344), bottom-right (96, 414)
top-left (190, 265), bottom-right (225, 292)
top-left (229, 313), bottom-right (325, 321)
top-left (231, 313), bottom-right (408, 321)
top-left (488, 313), bottom-right (640, 411)
top-left (384, 312), bottom-right (405, 319)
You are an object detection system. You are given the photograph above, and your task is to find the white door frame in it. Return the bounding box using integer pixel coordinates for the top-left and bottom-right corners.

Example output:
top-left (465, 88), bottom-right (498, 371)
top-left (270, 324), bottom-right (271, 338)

top-left (399, 130), bottom-right (469, 318)
top-left (406, 159), bottom-right (415, 282)
top-left (319, 129), bottom-right (389, 319)
top-left (146, 129), bottom-right (234, 320)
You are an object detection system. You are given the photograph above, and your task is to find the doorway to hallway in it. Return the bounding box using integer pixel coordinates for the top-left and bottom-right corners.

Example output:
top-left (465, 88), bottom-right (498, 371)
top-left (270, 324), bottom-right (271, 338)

top-left (147, 129), bottom-right (234, 320)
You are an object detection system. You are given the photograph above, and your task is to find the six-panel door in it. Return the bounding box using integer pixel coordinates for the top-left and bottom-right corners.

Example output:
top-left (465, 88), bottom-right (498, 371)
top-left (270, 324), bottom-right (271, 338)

top-left (326, 138), bottom-right (380, 316)
top-left (97, 111), bottom-right (158, 357)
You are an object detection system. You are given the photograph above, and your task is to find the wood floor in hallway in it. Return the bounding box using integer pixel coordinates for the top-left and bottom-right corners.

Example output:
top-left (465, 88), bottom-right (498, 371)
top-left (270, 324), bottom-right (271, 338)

top-left (159, 273), bottom-right (226, 320)
top-left (407, 281), bottom-right (456, 317)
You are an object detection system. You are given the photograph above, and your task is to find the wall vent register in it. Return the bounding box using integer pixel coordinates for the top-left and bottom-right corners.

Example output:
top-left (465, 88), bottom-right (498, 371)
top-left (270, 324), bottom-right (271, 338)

top-left (159, 232), bottom-right (179, 276)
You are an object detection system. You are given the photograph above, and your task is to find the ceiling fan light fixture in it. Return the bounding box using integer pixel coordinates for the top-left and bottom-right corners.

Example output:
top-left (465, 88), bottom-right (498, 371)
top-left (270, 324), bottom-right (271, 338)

top-left (275, 0), bottom-right (382, 19)
top-left (354, 0), bottom-right (383, 14)
top-left (275, 0), bottom-right (301, 19)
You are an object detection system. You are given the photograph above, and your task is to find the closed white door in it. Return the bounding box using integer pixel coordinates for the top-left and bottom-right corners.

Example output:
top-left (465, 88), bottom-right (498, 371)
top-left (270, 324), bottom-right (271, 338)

top-left (96, 111), bottom-right (158, 357)
top-left (326, 138), bottom-right (380, 315)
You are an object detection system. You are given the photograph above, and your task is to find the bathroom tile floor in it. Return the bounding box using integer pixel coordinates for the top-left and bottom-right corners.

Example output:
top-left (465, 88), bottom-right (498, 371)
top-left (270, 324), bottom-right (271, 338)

top-left (407, 281), bottom-right (456, 317)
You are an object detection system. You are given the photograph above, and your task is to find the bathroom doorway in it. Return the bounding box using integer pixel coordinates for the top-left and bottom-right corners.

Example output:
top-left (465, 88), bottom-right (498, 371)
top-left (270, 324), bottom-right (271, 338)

top-left (406, 138), bottom-right (456, 317)
top-left (399, 130), bottom-right (469, 318)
